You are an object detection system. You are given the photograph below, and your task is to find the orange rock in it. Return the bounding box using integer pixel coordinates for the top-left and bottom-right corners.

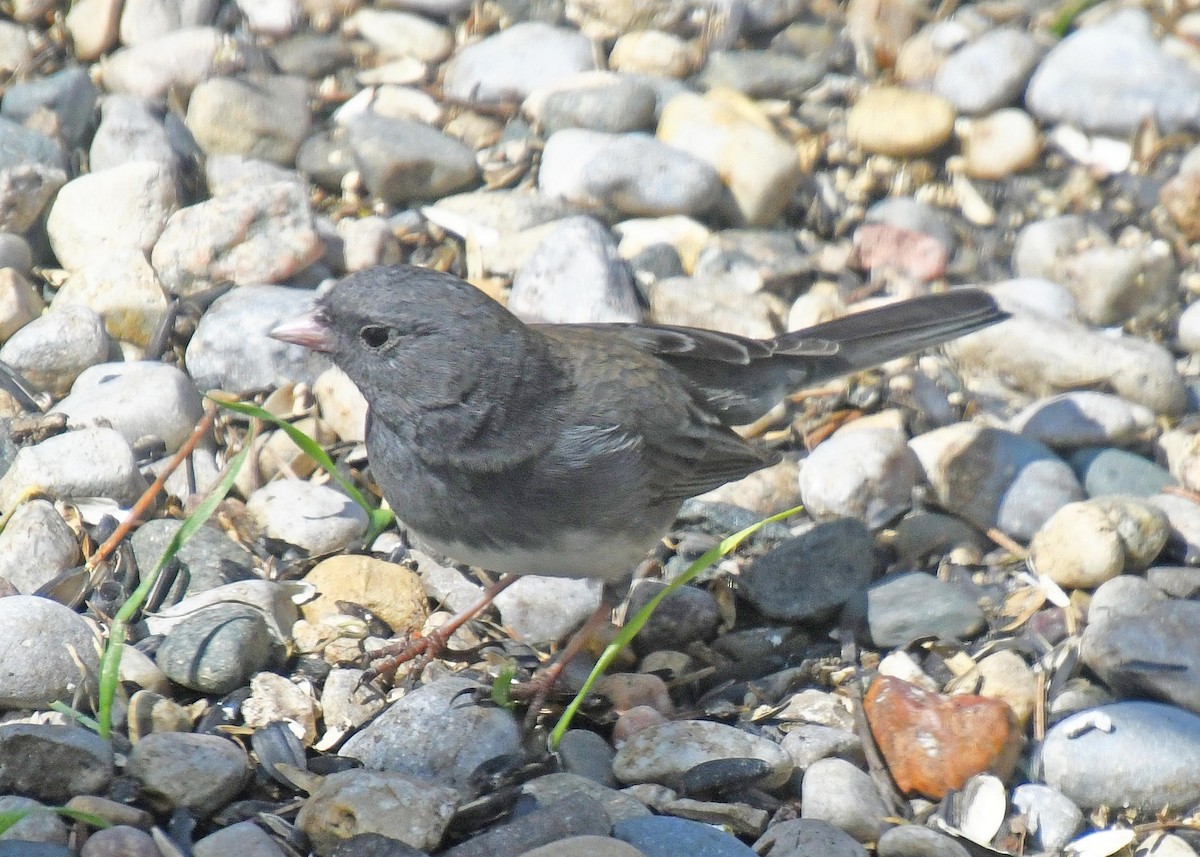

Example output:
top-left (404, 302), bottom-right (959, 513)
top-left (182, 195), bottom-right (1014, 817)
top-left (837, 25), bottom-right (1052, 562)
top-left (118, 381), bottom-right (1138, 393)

top-left (863, 675), bottom-right (1021, 799)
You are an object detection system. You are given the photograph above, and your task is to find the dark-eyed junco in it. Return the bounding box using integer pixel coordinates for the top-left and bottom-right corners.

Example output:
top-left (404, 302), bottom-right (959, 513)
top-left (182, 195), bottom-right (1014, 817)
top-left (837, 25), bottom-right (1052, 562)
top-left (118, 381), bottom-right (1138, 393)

top-left (270, 265), bottom-right (1006, 583)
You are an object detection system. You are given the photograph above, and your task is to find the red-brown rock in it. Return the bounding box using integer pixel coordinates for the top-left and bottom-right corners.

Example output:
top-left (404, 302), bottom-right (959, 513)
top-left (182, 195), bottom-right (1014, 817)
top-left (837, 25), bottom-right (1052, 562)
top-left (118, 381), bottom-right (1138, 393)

top-left (863, 675), bottom-right (1021, 799)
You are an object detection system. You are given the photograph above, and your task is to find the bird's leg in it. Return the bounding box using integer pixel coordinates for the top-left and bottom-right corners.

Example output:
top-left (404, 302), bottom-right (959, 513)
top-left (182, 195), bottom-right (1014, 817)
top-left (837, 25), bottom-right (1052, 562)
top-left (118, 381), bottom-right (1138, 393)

top-left (362, 573), bottom-right (520, 685)
top-left (512, 600), bottom-right (613, 729)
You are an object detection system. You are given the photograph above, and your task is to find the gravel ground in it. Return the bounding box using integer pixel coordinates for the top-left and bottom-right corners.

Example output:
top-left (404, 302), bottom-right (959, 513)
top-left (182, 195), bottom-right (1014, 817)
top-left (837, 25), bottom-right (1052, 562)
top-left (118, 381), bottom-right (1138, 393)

top-left (2, 0), bottom-right (1200, 855)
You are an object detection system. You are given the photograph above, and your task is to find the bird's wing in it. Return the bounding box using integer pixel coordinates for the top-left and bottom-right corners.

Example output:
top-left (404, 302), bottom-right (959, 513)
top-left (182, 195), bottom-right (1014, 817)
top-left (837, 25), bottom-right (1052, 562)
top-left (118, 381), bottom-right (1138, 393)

top-left (539, 327), bottom-right (780, 508)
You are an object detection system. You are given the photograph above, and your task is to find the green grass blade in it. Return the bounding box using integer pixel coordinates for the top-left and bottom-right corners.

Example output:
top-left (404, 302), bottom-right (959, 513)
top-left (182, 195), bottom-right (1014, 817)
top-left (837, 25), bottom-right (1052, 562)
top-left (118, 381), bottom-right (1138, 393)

top-left (96, 433), bottom-right (252, 739)
top-left (548, 505), bottom-right (803, 746)
top-left (213, 397), bottom-right (393, 543)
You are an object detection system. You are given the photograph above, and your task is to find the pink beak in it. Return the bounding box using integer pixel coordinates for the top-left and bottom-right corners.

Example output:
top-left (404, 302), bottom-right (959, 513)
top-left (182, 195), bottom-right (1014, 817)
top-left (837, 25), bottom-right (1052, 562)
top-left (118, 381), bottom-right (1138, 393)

top-left (270, 310), bottom-right (334, 353)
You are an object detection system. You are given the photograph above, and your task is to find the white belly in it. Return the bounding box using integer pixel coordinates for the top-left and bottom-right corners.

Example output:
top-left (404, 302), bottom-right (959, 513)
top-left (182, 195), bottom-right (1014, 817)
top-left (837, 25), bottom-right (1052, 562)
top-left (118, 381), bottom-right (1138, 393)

top-left (413, 527), bottom-right (655, 581)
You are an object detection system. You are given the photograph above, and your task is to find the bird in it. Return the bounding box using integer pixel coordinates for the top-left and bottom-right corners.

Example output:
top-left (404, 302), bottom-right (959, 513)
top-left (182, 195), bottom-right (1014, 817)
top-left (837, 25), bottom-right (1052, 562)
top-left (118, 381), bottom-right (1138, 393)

top-left (270, 265), bottom-right (1006, 673)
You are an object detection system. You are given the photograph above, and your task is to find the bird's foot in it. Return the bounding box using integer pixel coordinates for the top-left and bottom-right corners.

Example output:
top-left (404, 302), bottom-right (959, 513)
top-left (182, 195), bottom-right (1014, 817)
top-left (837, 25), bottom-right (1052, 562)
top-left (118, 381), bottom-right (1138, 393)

top-left (359, 573), bottom-right (521, 687)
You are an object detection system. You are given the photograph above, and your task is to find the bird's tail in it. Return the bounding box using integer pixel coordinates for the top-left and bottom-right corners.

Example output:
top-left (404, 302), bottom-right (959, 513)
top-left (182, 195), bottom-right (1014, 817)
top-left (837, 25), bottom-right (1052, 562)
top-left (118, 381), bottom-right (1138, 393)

top-left (777, 288), bottom-right (1008, 384)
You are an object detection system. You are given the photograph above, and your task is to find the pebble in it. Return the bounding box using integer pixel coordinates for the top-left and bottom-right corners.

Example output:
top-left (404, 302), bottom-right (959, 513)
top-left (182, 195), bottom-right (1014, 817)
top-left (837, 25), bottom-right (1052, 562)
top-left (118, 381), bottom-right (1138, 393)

top-left (613, 215), bottom-right (710, 272)
top-left (959, 109), bottom-right (1041, 179)
top-left (1069, 446), bottom-right (1176, 498)
top-left (649, 274), bottom-right (785, 339)
top-left (608, 30), bottom-right (696, 78)
top-left (695, 49), bottom-right (826, 100)
top-left (184, 285), bottom-right (332, 391)
top-left (1039, 701), bottom-right (1200, 811)
top-left (1151, 493), bottom-right (1200, 565)
top-left (539, 130), bottom-right (722, 218)
top-left (237, 0), bottom-right (299, 37)
top-left (46, 160), bottom-right (177, 272)
top-left (51, 250), bottom-right (171, 347)
top-left (151, 181), bottom-right (324, 295)
top-left (0, 118), bottom-right (68, 234)
top-left (876, 825), bottom-right (971, 857)
top-left (296, 767), bottom-right (458, 853)
top-left (864, 676), bottom-right (1020, 800)
top-left (488, 574), bottom-right (600, 643)
top-left (612, 815), bottom-right (756, 857)
top-left (129, 518), bottom-right (256, 602)
top-left (301, 554), bottom-right (427, 635)
top-left (740, 518), bottom-right (875, 623)
top-left (337, 215), bottom-right (402, 272)
top-left (186, 74), bottom-right (312, 165)
top-left (801, 758), bottom-right (891, 842)
top-left (1011, 783), bottom-right (1083, 852)
top-left (522, 772), bottom-right (650, 827)
top-left (1027, 9), bottom-right (1200, 135)
top-left (557, 732), bottom-right (619, 787)
top-left (779, 723), bottom-right (864, 773)
top-left (799, 427), bottom-right (920, 527)
top-left (517, 836), bottom-right (647, 857)
top-left (156, 602), bottom-right (280, 693)
top-left (0, 304), bottom-right (111, 396)
top-left (0, 499), bottom-right (79, 594)
top-left (0, 233), bottom-right (32, 275)
top-left (891, 509), bottom-right (985, 564)
top-left (0, 20), bottom-right (32, 73)
top-left (508, 216), bottom-right (642, 324)
top-left (909, 423), bottom-right (1086, 540)
top-left (314, 366), bottom-right (368, 442)
top-left (80, 826), bottom-right (162, 857)
top-left (125, 732), bottom-right (253, 817)
top-left (970, 650), bottom-right (1038, 728)
top-left (1010, 391), bottom-right (1156, 449)
top-left (351, 8), bottom-right (453, 63)
top-left (246, 480), bottom-right (368, 555)
top-left (612, 720), bottom-right (792, 790)
top-left (0, 795), bottom-right (69, 846)
top-left (1029, 497), bottom-right (1167, 589)
top-left (866, 572), bottom-right (985, 647)
top-left (933, 28), bottom-right (1043, 115)
top-left (345, 113), bottom-right (479, 205)
top-left (1, 66), bottom-right (99, 149)
top-left (53, 360), bottom-right (204, 454)
top-left (525, 72), bottom-right (658, 135)
top-left (0, 723), bottom-right (112, 803)
top-left (846, 86), bottom-right (956, 157)
top-left (658, 89), bottom-right (802, 226)
top-left (1148, 566), bottom-right (1200, 599)
top-left (1161, 153), bottom-right (1200, 243)
top-left (319, 668), bottom-right (385, 740)
top-left (698, 457), bottom-right (801, 516)
top-left (0, 427), bottom-right (145, 514)
top-left (100, 27), bottom-right (243, 101)
top-left (1180, 301), bottom-right (1200, 353)
top-left (444, 792), bottom-right (611, 857)
top-left (1013, 215), bottom-right (1175, 326)
top-left (64, 0), bottom-right (122, 61)
top-left (338, 676), bottom-right (521, 792)
top-left (0, 269), bottom-right (43, 343)
top-left (754, 818), bottom-right (867, 857)
top-left (192, 821), bottom-right (288, 857)
top-left (443, 22), bottom-right (596, 103)
top-left (627, 580), bottom-right (720, 655)
top-left (1082, 575), bottom-right (1200, 714)
top-left (1159, 426), bottom-right (1200, 492)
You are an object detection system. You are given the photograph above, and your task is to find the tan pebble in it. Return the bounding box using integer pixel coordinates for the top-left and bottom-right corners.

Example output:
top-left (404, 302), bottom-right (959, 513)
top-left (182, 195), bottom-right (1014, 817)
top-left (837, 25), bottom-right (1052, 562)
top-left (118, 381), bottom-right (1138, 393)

top-left (847, 86), bottom-right (956, 157)
top-left (961, 108), bottom-right (1041, 180)
top-left (609, 29), bottom-right (696, 78)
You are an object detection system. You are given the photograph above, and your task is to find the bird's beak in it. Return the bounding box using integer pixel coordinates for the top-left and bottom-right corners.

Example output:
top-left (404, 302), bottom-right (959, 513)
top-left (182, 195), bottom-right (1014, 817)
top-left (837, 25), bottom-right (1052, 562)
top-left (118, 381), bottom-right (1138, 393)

top-left (270, 309), bottom-right (334, 353)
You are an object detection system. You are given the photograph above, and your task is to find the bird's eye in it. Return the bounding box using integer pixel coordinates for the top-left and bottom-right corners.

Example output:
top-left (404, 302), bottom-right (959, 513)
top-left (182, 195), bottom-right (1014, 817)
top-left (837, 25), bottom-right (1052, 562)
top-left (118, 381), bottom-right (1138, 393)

top-left (359, 325), bottom-right (393, 349)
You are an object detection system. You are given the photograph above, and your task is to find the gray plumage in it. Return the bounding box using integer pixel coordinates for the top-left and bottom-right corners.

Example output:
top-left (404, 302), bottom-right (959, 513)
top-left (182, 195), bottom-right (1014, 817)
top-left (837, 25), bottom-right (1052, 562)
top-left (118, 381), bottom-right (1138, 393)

top-left (271, 265), bottom-right (1007, 580)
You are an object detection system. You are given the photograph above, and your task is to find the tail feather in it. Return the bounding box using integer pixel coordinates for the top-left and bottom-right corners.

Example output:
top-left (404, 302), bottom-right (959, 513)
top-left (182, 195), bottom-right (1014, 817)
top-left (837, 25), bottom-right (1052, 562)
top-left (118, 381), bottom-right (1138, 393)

top-left (778, 289), bottom-right (1008, 383)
